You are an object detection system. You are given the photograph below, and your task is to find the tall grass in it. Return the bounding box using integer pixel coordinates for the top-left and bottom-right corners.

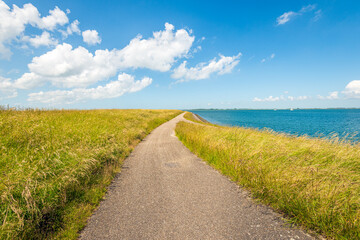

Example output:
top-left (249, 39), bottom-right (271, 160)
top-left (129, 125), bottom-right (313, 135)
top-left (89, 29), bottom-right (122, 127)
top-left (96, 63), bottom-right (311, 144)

top-left (0, 109), bottom-right (181, 239)
top-left (176, 120), bottom-right (360, 239)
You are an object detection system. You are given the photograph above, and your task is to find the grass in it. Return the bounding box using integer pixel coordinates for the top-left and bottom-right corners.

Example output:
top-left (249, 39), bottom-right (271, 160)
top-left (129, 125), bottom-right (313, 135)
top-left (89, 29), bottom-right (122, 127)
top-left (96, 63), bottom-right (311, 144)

top-left (183, 112), bottom-right (206, 124)
top-left (0, 109), bottom-right (181, 239)
top-left (183, 112), bottom-right (202, 123)
top-left (176, 115), bottom-right (360, 239)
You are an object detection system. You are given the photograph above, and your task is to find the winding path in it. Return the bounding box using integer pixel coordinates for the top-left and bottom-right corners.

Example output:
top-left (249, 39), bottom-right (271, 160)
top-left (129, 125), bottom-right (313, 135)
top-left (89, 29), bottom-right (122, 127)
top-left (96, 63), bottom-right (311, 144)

top-left (80, 113), bottom-right (313, 239)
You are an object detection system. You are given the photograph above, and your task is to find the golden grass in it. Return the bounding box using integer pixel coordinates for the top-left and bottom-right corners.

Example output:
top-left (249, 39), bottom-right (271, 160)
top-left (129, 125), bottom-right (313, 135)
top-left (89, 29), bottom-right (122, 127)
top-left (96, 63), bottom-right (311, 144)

top-left (183, 112), bottom-right (203, 123)
top-left (0, 109), bottom-right (181, 239)
top-left (176, 120), bottom-right (360, 239)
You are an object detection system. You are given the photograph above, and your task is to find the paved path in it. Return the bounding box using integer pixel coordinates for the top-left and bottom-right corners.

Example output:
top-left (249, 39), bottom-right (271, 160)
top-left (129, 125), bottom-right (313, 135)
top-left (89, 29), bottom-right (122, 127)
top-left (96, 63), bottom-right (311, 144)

top-left (80, 113), bottom-right (313, 240)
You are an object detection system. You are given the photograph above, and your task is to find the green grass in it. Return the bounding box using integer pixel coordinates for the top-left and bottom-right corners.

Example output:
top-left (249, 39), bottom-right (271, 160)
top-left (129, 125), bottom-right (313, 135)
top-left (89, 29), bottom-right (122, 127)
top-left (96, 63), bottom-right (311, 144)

top-left (183, 112), bottom-right (213, 125)
top-left (0, 109), bottom-right (181, 239)
top-left (176, 119), bottom-right (360, 239)
top-left (183, 112), bottom-right (204, 123)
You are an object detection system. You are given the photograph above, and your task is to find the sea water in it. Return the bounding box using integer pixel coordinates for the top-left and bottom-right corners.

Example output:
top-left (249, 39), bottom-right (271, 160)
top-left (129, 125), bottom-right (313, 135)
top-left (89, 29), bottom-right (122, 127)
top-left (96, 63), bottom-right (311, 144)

top-left (189, 109), bottom-right (360, 141)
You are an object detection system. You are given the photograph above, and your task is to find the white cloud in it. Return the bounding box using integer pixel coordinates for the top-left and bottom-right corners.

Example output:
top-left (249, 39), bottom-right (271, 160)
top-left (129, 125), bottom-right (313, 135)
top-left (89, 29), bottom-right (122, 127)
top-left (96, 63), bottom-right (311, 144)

top-left (82, 29), bottom-right (101, 45)
top-left (261, 53), bottom-right (275, 63)
top-left (60, 20), bottom-right (81, 37)
top-left (171, 53), bottom-right (241, 81)
top-left (0, 76), bottom-right (17, 99)
top-left (15, 43), bottom-right (117, 88)
top-left (0, 1), bottom-right (39, 58)
top-left (313, 10), bottom-right (322, 22)
top-left (253, 95), bottom-right (309, 102)
top-left (297, 95), bottom-right (309, 100)
top-left (36, 6), bottom-right (68, 31)
top-left (329, 91), bottom-right (339, 99)
top-left (276, 4), bottom-right (318, 25)
top-left (192, 45), bottom-right (202, 54)
top-left (277, 11), bottom-right (296, 25)
top-left (253, 96), bottom-right (280, 102)
top-left (68, 20), bottom-right (80, 34)
top-left (15, 23), bottom-right (194, 90)
top-left (343, 80), bottom-right (360, 99)
top-left (117, 22), bottom-right (194, 72)
top-left (317, 91), bottom-right (339, 100)
top-left (28, 31), bottom-right (58, 48)
top-left (0, 0), bottom-right (68, 59)
top-left (299, 4), bottom-right (316, 13)
top-left (14, 72), bottom-right (44, 89)
top-left (28, 73), bottom-right (152, 104)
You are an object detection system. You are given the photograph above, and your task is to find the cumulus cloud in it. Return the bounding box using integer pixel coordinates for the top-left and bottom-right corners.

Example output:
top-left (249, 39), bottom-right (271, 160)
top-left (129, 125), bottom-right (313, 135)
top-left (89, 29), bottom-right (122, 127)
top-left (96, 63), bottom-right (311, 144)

top-left (1, 1), bottom-right (207, 104)
top-left (15, 23), bottom-right (194, 90)
top-left (15, 43), bottom-right (117, 88)
top-left (0, 0), bottom-right (68, 58)
top-left (60, 20), bottom-right (81, 37)
top-left (82, 29), bottom-right (101, 45)
top-left (276, 4), bottom-right (318, 25)
top-left (171, 53), bottom-right (241, 81)
top-left (117, 22), bottom-right (194, 72)
top-left (28, 31), bottom-right (58, 48)
top-left (0, 76), bottom-right (17, 99)
top-left (0, 1), bottom-right (39, 58)
top-left (343, 80), bottom-right (360, 99)
top-left (36, 6), bottom-right (68, 31)
top-left (28, 73), bottom-right (152, 104)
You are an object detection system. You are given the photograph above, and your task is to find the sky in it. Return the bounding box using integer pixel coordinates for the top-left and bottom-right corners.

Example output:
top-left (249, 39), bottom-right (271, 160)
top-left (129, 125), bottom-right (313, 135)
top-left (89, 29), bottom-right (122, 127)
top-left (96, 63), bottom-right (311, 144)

top-left (0, 0), bottom-right (360, 109)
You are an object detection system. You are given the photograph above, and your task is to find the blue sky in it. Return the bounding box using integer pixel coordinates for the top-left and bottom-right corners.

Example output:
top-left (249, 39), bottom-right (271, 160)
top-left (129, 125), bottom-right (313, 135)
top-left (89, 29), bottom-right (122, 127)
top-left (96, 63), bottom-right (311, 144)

top-left (0, 0), bottom-right (360, 109)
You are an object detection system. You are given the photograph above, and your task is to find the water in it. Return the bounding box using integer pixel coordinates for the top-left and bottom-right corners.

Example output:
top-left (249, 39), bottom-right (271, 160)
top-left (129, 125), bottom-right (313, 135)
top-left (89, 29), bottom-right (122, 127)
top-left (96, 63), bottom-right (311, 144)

top-left (189, 109), bottom-right (360, 141)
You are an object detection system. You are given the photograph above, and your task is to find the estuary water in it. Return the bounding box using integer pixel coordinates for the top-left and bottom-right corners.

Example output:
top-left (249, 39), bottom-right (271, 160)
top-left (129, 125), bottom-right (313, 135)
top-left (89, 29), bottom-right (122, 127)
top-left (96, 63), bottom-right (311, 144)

top-left (189, 109), bottom-right (360, 141)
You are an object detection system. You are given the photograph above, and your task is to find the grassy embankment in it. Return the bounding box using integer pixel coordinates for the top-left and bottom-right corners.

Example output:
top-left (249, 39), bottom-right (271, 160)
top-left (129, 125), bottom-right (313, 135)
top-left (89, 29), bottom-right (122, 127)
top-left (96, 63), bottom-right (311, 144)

top-left (0, 109), bottom-right (181, 239)
top-left (177, 112), bottom-right (360, 239)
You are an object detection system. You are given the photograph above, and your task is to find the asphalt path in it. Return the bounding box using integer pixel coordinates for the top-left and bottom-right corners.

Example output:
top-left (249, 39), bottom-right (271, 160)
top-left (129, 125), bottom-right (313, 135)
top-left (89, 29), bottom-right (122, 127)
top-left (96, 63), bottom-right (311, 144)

top-left (80, 113), bottom-right (313, 240)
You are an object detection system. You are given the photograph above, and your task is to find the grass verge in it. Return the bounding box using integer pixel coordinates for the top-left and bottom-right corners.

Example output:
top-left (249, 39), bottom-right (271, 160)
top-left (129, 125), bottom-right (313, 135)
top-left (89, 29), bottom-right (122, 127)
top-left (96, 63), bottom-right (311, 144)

top-left (183, 112), bottom-right (212, 125)
top-left (183, 112), bottom-right (203, 123)
top-left (175, 120), bottom-right (360, 239)
top-left (0, 109), bottom-right (181, 239)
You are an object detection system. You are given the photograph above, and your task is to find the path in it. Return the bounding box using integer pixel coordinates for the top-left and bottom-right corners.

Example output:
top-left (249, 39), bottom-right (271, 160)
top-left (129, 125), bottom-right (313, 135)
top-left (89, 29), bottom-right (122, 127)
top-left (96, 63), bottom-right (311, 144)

top-left (80, 113), bottom-right (313, 239)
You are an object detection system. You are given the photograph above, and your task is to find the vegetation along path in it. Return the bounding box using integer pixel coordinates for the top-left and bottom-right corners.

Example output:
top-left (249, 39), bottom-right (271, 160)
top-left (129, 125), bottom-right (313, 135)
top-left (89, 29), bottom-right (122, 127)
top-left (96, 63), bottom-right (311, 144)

top-left (80, 113), bottom-right (313, 239)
